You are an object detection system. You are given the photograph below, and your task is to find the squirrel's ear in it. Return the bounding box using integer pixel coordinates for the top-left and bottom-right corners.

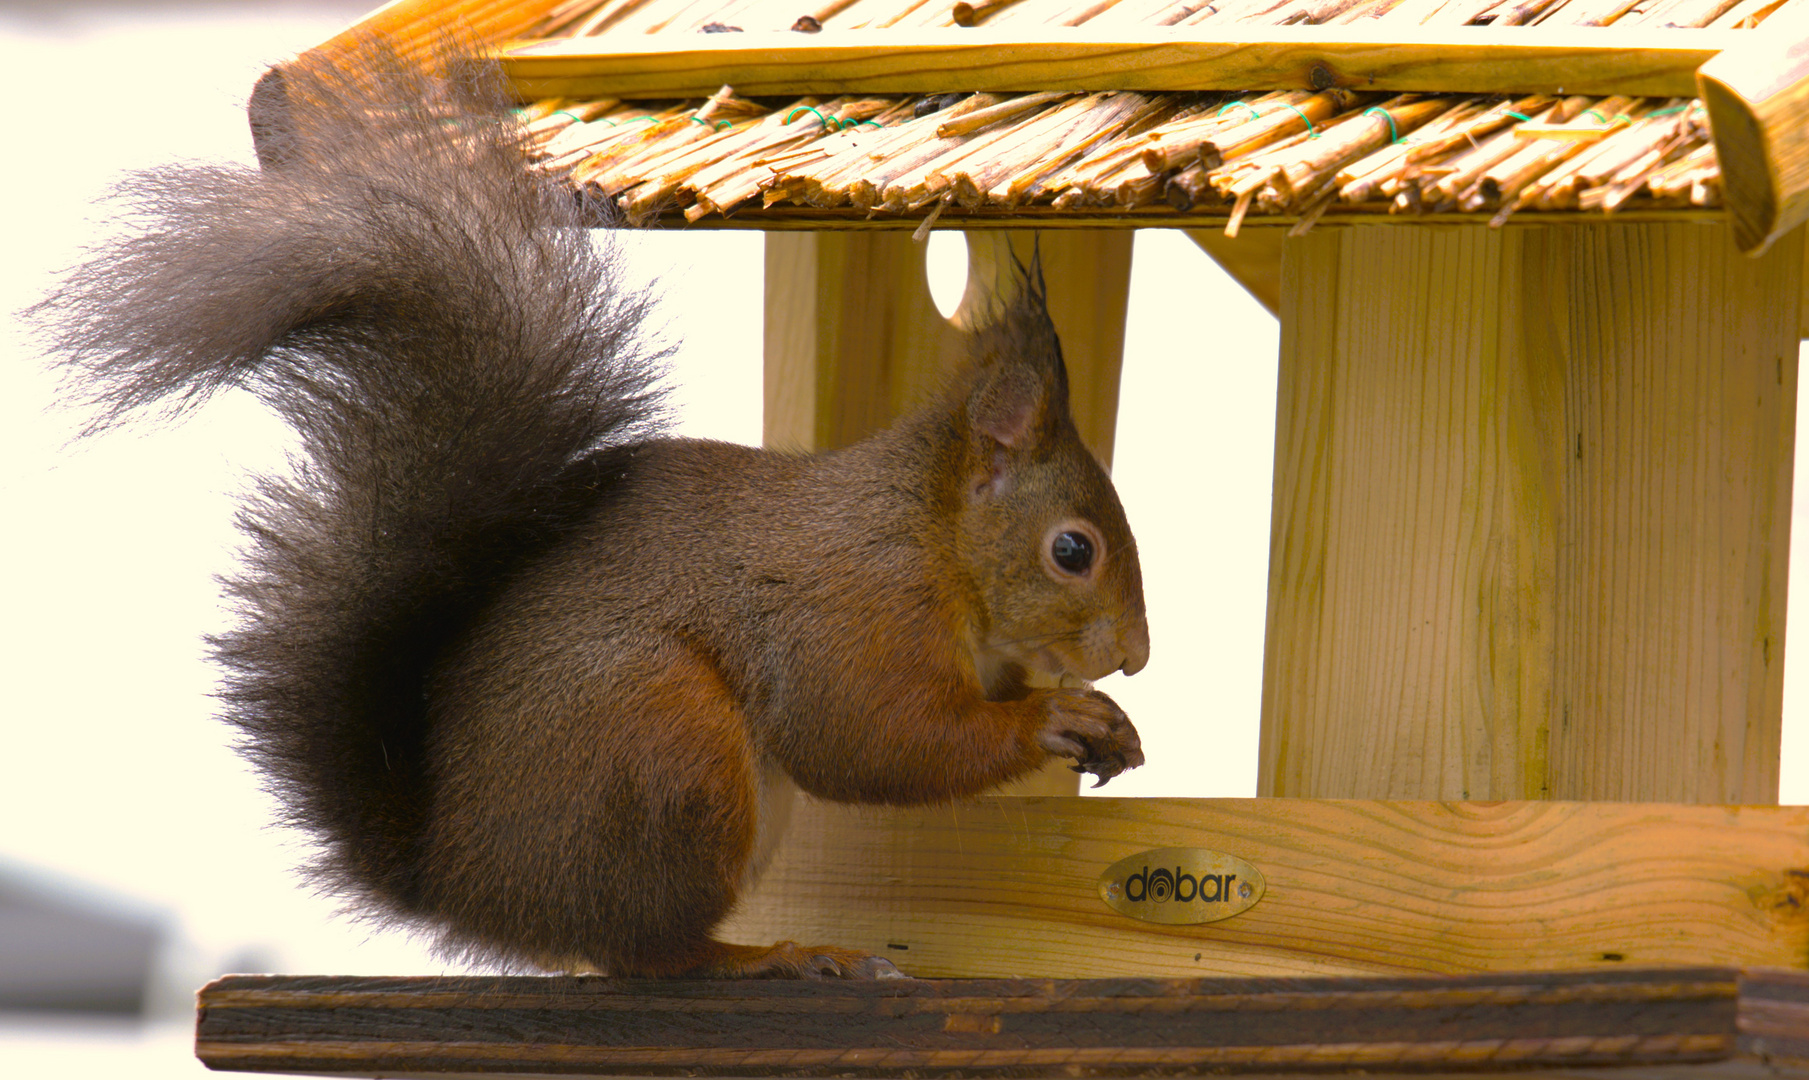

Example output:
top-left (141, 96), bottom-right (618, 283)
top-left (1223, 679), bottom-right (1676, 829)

top-left (964, 247), bottom-right (1070, 452)
top-left (969, 364), bottom-right (1047, 449)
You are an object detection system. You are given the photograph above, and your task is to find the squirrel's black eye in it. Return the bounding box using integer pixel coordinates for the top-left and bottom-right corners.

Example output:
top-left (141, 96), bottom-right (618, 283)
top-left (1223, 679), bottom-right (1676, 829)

top-left (1051, 531), bottom-right (1094, 574)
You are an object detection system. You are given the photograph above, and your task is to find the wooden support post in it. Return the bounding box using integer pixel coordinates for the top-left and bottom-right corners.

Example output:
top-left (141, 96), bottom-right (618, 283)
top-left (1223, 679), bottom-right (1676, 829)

top-left (762, 232), bottom-right (958, 453)
top-left (762, 229), bottom-right (1133, 796)
top-left (1260, 223), bottom-right (1803, 803)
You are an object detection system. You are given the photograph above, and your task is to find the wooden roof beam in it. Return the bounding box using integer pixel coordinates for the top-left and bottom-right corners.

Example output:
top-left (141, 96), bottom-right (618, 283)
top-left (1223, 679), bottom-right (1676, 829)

top-left (308, 0), bottom-right (568, 67)
top-left (1698, 4), bottom-right (1809, 254)
top-left (495, 27), bottom-right (1738, 102)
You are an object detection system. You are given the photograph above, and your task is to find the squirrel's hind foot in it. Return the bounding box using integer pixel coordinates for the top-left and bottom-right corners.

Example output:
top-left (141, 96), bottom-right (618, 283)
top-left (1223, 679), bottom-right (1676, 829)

top-left (663, 940), bottom-right (908, 980)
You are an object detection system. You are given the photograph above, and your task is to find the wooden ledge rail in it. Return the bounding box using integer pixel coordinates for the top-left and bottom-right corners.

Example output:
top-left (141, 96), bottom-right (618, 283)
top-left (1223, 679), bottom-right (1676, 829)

top-left (196, 968), bottom-right (1809, 1078)
top-left (493, 27), bottom-right (1742, 101)
top-left (718, 798), bottom-right (1809, 979)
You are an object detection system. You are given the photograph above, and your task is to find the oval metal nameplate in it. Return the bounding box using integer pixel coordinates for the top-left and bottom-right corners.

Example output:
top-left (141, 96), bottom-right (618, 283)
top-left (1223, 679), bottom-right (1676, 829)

top-left (1098, 847), bottom-right (1265, 925)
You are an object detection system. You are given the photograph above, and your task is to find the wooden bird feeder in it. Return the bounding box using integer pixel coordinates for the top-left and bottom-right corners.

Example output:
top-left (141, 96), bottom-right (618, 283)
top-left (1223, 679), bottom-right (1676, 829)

top-left (200, 0), bottom-right (1809, 1075)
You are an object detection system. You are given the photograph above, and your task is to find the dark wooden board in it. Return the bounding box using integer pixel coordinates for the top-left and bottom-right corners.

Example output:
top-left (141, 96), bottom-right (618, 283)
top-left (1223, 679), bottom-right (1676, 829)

top-left (196, 968), bottom-right (1809, 1078)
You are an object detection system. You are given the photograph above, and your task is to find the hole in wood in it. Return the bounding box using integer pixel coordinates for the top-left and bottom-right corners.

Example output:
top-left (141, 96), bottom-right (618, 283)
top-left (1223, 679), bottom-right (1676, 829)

top-left (925, 231), bottom-right (968, 321)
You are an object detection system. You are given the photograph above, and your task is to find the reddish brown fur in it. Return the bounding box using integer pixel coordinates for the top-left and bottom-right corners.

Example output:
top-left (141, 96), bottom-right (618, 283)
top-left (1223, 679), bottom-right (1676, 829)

top-left (421, 400), bottom-right (1148, 974)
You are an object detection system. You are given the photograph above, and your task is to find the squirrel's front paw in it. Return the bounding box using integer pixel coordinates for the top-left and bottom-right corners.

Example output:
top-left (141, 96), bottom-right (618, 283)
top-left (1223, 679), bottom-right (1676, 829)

top-left (1037, 688), bottom-right (1144, 788)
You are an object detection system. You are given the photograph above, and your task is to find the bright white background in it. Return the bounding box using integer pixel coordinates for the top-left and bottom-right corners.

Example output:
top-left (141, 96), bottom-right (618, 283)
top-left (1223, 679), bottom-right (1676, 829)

top-left (2, 3), bottom-right (1806, 1077)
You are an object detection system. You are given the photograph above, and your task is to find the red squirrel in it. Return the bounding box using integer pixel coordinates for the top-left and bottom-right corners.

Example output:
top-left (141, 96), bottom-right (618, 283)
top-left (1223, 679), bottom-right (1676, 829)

top-left (31, 46), bottom-right (1149, 979)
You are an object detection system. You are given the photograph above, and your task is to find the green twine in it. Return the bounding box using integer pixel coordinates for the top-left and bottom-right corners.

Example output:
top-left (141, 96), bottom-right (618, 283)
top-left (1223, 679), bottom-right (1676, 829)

top-left (1503, 110), bottom-right (1531, 122)
top-left (785, 106), bottom-right (831, 128)
top-left (1579, 109), bottom-right (1632, 127)
top-left (691, 116), bottom-right (734, 130)
top-left (1281, 103), bottom-right (1320, 138)
top-left (784, 106), bottom-right (884, 132)
top-left (1215, 100), bottom-right (1316, 136)
top-left (1364, 106), bottom-right (1400, 144)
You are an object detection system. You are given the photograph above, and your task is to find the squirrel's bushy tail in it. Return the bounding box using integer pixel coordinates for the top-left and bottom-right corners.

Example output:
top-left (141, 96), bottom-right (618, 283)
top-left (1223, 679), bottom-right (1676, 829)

top-left (31, 45), bottom-right (665, 918)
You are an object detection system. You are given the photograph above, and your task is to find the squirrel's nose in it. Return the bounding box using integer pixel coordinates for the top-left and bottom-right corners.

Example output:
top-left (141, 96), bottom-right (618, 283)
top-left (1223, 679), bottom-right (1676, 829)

top-left (1119, 616), bottom-right (1150, 676)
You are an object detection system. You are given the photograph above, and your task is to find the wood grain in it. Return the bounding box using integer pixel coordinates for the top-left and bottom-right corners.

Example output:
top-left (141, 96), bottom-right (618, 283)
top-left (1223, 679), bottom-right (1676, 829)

top-left (1186, 227), bottom-right (1285, 317)
top-left (194, 966), bottom-right (1809, 1077)
top-left (1697, 2), bottom-right (1809, 254)
top-left (1259, 222), bottom-right (1803, 803)
top-left (494, 27), bottom-right (1737, 101)
top-left (761, 231), bottom-right (957, 453)
top-left (719, 797), bottom-right (1809, 979)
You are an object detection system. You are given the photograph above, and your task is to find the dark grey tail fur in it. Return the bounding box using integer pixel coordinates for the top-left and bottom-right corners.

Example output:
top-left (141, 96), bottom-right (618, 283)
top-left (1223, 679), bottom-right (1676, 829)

top-left (28, 46), bottom-right (665, 920)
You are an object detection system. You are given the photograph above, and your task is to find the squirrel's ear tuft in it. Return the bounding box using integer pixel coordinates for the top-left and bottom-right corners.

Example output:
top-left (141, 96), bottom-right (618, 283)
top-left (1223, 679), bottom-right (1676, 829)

top-left (964, 246), bottom-right (1071, 451)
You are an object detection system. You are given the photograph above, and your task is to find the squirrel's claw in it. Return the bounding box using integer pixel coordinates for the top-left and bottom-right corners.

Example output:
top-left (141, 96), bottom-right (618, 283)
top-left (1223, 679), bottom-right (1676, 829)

top-left (817, 954), bottom-right (908, 980)
top-left (799, 950), bottom-right (908, 980)
top-left (1072, 758), bottom-right (1127, 787)
top-left (1040, 686), bottom-right (1144, 786)
top-left (686, 941), bottom-right (913, 980)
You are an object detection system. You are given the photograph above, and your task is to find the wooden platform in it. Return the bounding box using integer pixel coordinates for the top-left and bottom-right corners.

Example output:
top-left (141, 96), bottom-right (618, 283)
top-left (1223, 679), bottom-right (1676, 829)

top-left (196, 968), bottom-right (1809, 1078)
